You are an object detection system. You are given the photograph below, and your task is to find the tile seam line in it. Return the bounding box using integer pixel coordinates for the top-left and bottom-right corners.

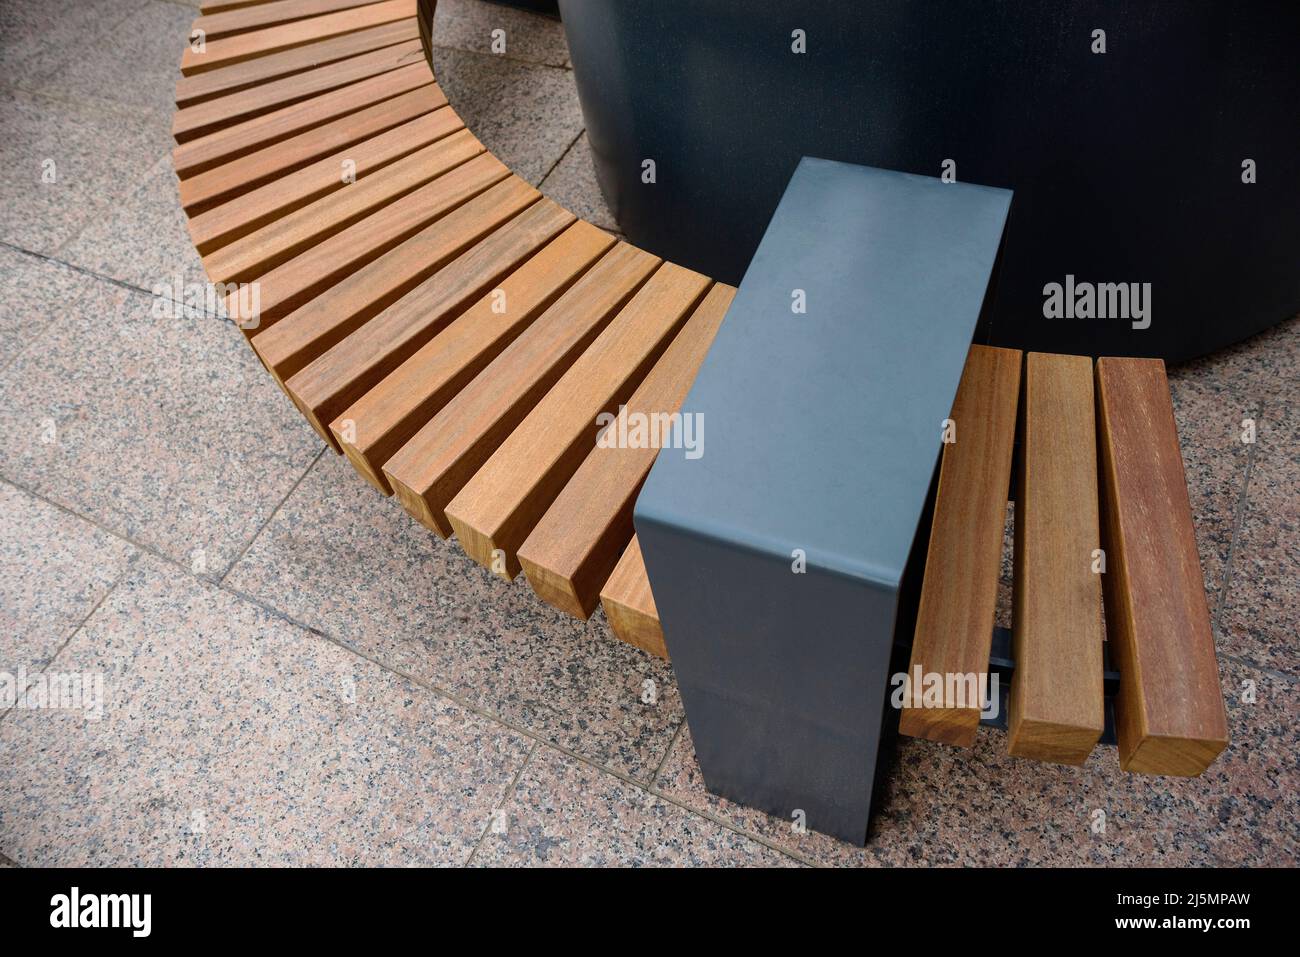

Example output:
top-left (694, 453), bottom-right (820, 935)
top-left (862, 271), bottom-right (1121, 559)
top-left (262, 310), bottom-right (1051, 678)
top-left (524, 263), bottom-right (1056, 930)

top-left (429, 42), bottom-right (572, 73)
top-left (0, 475), bottom-right (805, 865)
top-left (463, 739), bottom-right (540, 866)
top-left (0, 240), bottom-right (228, 323)
top-left (218, 444), bottom-right (328, 583)
top-left (0, 548), bottom-right (136, 729)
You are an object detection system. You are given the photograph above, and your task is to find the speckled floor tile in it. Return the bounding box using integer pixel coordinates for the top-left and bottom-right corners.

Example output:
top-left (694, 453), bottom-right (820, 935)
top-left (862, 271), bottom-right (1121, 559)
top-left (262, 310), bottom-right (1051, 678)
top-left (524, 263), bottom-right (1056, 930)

top-left (0, 557), bottom-right (532, 866)
top-left (224, 453), bottom-right (683, 781)
top-left (0, 89), bottom-right (170, 255)
top-left (539, 131), bottom-right (618, 231)
top-left (655, 657), bottom-right (1297, 866)
top-left (0, 0), bottom-right (147, 80)
top-left (1169, 313), bottom-right (1300, 411)
top-left (59, 152), bottom-right (208, 302)
top-left (0, 480), bottom-right (136, 682)
top-left (1167, 375), bottom-right (1256, 604)
top-left (0, 282), bottom-right (322, 577)
top-left (472, 745), bottom-right (797, 866)
top-left (432, 0), bottom-right (568, 68)
top-left (428, 46), bottom-right (583, 185)
top-left (0, 245), bottom-right (108, 370)
top-left (1218, 405), bottom-right (1300, 678)
top-left (21, 0), bottom-right (195, 129)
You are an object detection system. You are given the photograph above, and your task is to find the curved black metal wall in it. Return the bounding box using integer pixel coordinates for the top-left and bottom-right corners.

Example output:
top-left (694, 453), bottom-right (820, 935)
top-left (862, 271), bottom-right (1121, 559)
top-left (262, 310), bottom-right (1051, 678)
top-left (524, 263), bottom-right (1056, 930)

top-left (558, 0), bottom-right (1300, 361)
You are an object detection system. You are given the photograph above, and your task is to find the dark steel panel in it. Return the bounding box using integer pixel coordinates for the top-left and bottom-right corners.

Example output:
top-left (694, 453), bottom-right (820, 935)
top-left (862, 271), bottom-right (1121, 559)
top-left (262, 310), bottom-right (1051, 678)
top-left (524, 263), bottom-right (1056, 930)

top-left (635, 159), bottom-right (1012, 844)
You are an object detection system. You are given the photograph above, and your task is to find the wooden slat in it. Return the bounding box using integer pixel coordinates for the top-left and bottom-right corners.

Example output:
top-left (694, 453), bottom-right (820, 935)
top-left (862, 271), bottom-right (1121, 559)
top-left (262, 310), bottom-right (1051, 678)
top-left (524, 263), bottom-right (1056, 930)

top-left (173, 64), bottom-right (436, 178)
top-left (229, 150), bottom-right (505, 333)
top-left (202, 1), bottom-right (278, 13)
top-left (186, 106), bottom-right (460, 251)
top-left (192, 0), bottom-right (390, 41)
top-left (203, 126), bottom-right (481, 283)
top-left (175, 19), bottom-right (420, 108)
top-left (181, 0), bottom-right (416, 75)
top-left (1096, 357), bottom-right (1229, 775)
top-left (1007, 352), bottom-right (1105, 765)
top-left (173, 38), bottom-right (425, 142)
top-left (600, 536), bottom-right (667, 658)
top-left (285, 199), bottom-right (576, 445)
top-left (899, 345), bottom-right (1022, 746)
top-left (383, 243), bottom-right (661, 536)
top-left (518, 284), bottom-right (735, 618)
top-left (248, 170), bottom-right (530, 368)
top-left (331, 221), bottom-right (615, 492)
top-left (445, 263), bottom-right (712, 579)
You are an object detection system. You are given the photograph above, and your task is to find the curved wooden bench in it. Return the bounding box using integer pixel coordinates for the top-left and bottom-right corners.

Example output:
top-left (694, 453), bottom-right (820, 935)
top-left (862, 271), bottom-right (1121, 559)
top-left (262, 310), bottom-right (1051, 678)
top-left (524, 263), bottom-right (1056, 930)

top-left (172, 0), bottom-right (1226, 779)
top-left (176, 0), bottom-right (704, 662)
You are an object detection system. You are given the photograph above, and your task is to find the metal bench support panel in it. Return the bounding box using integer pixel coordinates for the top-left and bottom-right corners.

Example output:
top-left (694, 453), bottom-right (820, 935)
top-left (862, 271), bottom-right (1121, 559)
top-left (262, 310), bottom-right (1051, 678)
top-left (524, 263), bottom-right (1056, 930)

top-left (635, 158), bottom-right (1012, 844)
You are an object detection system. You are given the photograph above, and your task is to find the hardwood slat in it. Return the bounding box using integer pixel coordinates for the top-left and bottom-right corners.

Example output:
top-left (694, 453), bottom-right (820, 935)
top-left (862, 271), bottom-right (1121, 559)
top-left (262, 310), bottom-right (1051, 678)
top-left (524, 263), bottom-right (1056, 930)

top-left (173, 38), bottom-right (424, 142)
top-left (1096, 357), bottom-right (1229, 775)
top-left (285, 199), bottom-right (576, 445)
top-left (600, 536), bottom-right (667, 658)
top-left (1007, 352), bottom-right (1105, 765)
top-left (445, 263), bottom-right (712, 579)
top-left (899, 345), bottom-right (1022, 746)
top-left (331, 221), bottom-right (615, 492)
top-left (173, 64), bottom-right (436, 178)
top-left (175, 19), bottom-right (420, 108)
top-left (181, 0), bottom-right (416, 75)
top-left (186, 106), bottom-right (461, 250)
top-left (383, 243), bottom-right (661, 536)
top-left (201, 1), bottom-right (278, 13)
top-left (518, 283), bottom-right (735, 618)
top-left (192, 0), bottom-right (389, 41)
top-left (248, 170), bottom-right (530, 369)
top-left (203, 126), bottom-right (481, 283)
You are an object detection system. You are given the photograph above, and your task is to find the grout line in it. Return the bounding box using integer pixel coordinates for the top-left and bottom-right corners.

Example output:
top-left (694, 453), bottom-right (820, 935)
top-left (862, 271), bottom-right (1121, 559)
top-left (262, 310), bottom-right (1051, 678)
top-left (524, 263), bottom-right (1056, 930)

top-left (0, 851), bottom-right (18, 868)
top-left (0, 468), bottom-right (815, 864)
top-left (464, 740), bottom-right (539, 867)
top-left (0, 240), bottom-right (227, 322)
top-left (219, 445), bottom-right (328, 583)
top-left (429, 41), bottom-right (571, 74)
top-left (648, 719), bottom-right (685, 784)
top-left (536, 127), bottom-right (584, 188)
top-left (1221, 652), bottom-right (1297, 686)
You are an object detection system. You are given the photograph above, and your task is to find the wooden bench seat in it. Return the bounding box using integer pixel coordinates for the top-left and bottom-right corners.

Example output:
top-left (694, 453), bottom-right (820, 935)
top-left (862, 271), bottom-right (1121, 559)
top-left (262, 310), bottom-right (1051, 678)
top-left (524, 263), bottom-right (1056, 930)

top-left (167, 0), bottom-right (1227, 781)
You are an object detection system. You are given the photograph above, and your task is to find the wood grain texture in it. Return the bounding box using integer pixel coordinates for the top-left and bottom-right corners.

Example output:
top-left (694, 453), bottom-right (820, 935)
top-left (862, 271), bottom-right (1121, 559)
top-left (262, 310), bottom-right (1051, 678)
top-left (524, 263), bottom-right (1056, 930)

top-left (285, 199), bottom-right (575, 445)
top-left (383, 242), bottom-right (661, 537)
top-left (1096, 357), bottom-right (1229, 775)
top-left (600, 536), bottom-right (667, 658)
top-left (518, 283), bottom-right (735, 618)
top-left (900, 345), bottom-right (1022, 746)
top-left (175, 19), bottom-right (420, 108)
top-left (203, 126), bottom-right (481, 283)
top-left (173, 38), bottom-right (424, 142)
top-left (181, 0), bottom-right (416, 75)
top-left (1007, 352), bottom-right (1105, 765)
top-left (237, 152), bottom-right (511, 338)
top-left (191, 0), bottom-right (389, 41)
top-left (332, 221), bottom-right (615, 493)
top-left (173, 63), bottom-right (435, 178)
top-left (444, 262), bottom-right (711, 579)
top-left (186, 106), bottom-right (460, 252)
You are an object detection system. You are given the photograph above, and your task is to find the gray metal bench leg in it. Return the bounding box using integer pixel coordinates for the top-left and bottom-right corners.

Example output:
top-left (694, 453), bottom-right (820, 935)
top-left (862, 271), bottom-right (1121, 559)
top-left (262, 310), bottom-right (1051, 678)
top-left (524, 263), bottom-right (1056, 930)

top-left (635, 159), bottom-right (1012, 845)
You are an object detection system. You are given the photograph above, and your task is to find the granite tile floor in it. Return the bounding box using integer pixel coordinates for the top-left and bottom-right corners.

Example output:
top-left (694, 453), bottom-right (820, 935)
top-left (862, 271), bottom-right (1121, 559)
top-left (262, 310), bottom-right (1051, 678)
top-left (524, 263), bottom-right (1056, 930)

top-left (0, 0), bottom-right (1295, 867)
